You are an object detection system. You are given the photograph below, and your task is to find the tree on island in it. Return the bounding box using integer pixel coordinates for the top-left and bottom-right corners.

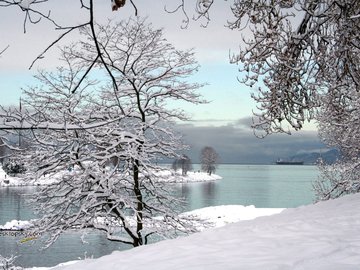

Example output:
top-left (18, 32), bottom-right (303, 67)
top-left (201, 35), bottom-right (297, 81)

top-left (200, 146), bottom-right (219, 175)
top-left (2, 159), bottom-right (26, 176)
top-left (1, 18), bottom-right (204, 248)
top-left (172, 154), bottom-right (193, 176)
top-left (0, 138), bottom-right (6, 165)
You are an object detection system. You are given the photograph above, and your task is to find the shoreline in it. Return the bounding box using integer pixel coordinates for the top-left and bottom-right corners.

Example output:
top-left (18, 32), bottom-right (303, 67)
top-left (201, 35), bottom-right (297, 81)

top-left (0, 167), bottom-right (222, 187)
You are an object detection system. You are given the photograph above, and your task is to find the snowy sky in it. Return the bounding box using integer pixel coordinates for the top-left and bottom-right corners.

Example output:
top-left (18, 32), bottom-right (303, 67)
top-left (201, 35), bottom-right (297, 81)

top-left (0, 0), bottom-right (323, 163)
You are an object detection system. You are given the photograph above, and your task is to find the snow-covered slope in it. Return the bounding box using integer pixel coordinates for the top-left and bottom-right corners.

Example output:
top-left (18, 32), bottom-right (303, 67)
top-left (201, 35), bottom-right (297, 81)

top-left (49, 193), bottom-right (360, 270)
top-left (183, 205), bottom-right (284, 229)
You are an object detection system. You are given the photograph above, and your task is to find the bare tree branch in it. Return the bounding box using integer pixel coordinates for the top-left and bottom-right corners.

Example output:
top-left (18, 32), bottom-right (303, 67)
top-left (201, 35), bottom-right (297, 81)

top-left (0, 45), bottom-right (9, 56)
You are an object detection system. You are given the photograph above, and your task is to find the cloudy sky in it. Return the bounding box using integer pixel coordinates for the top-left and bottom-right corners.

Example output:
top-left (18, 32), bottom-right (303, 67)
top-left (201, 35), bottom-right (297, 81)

top-left (0, 0), bottom-right (324, 164)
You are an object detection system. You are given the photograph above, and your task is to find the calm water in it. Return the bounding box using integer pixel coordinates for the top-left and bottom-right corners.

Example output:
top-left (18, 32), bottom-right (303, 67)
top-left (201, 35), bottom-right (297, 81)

top-left (0, 164), bottom-right (318, 267)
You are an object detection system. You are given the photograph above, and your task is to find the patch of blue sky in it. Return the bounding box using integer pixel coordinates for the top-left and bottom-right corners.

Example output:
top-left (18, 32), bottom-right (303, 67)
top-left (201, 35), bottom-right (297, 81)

top-left (0, 72), bottom-right (37, 106)
top-left (168, 60), bottom-right (256, 126)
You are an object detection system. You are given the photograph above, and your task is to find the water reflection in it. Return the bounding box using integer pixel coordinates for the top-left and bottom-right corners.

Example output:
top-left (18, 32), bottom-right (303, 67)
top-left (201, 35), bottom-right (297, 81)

top-left (0, 230), bottom-right (128, 268)
top-left (201, 181), bottom-right (216, 205)
top-left (0, 187), bottom-right (37, 224)
top-left (179, 183), bottom-right (190, 198)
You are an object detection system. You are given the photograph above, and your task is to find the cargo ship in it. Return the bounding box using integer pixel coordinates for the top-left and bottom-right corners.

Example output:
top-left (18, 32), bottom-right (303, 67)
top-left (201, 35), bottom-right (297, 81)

top-left (275, 159), bottom-right (304, 165)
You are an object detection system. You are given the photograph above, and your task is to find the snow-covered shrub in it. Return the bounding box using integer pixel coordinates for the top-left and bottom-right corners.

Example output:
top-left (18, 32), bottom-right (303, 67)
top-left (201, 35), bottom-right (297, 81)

top-left (2, 160), bottom-right (26, 176)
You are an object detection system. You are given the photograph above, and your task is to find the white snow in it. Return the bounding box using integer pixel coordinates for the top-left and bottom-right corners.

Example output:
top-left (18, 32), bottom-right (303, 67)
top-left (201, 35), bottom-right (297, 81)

top-left (0, 166), bottom-right (61, 187)
top-left (35, 193), bottom-right (360, 270)
top-left (0, 166), bottom-right (25, 186)
top-left (28, 261), bottom-right (78, 270)
top-left (183, 205), bottom-right (284, 229)
top-left (0, 167), bottom-right (221, 187)
top-left (154, 170), bottom-right (222, 183)
top-left (0, 220), bottom-right (33, 231)
top-left (1, 205), bottom-right (280, 232)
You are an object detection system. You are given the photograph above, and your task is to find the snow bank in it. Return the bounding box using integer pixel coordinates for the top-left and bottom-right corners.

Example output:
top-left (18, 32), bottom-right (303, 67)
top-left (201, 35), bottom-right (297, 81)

top-left (183, 205), bottom-right (284, 229)
top-left (46, 193), bottom-right (360, 270)
top-left (0, 167), bottom-right (26, 187)
top-left (0, 220), bottom-right (33, 231)
top-left (154, 170), bottom-right (222, 183)
top-left (2, 205), bottom-right (279, 232)
top-left (0, 165), bottom-right (72, 187)
top-left (0, 167), bottom-right (221, 187)
top-left (28, 261), bottom-right (78, 270)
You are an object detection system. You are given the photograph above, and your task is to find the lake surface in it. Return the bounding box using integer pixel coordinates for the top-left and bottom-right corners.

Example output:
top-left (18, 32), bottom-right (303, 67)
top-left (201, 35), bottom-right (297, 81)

top-left (0, 164), bottom-right (318, 268)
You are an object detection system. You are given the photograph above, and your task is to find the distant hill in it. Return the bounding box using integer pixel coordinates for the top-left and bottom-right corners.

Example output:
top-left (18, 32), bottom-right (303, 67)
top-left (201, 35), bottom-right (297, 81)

top-left (285, 149), bottom-right (340, 165)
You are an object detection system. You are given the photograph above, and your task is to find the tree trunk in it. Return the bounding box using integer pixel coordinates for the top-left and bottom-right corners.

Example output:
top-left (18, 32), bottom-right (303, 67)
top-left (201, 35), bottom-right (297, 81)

top-left (133, 159), bottom-right (143, 246)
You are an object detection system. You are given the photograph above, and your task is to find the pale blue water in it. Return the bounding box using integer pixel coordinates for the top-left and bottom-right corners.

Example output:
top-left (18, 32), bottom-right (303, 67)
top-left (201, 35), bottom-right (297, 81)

top-left (0, 164), bottom-right (318, 268)
top-left (180, 164), bottom-right (316, 210)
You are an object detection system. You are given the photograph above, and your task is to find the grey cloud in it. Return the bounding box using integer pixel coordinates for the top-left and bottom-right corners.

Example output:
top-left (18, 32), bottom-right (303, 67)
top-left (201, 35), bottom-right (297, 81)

top-left (234, 116), bottom-right (253, 129)
top-left (175, 122), bottom-right (324, 164)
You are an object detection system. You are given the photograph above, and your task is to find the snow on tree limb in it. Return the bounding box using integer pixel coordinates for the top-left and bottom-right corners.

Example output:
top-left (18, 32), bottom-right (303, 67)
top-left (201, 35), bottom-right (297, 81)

top-left (228, 0), bottom-right (360, 136)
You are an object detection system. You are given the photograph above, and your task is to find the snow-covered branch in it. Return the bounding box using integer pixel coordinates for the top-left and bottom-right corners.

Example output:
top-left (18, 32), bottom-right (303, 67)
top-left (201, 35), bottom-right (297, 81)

top-left (227, 0), bottom-right (360, 135)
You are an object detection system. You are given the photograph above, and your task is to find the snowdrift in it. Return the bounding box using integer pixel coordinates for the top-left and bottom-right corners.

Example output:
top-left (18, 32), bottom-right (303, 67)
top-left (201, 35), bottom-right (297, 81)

top-left (48, 193), bottom-right (360, 270)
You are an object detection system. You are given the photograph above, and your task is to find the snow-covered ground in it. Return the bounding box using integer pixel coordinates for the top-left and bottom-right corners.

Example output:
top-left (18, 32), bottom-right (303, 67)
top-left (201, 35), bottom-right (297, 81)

top-left (0, 166), bottom-right (26, 186)
top-left (154, 170), bottom-right (222, 183)
top-left (0, 167), bottom-right (59, 187)
top-left (0, 205), bottom-right (283, 231)
top-left (184, 205), bottom-right (284, 229)
top-left (0, 167), bottom-right (221, 187)
top-left (0, 220), bottom-right (33, 231)
top-left (30, 193), bottom-right (360, 270)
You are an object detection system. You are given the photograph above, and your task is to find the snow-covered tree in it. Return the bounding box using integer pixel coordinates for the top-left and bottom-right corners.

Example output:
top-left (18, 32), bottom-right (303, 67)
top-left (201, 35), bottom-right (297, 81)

top-left (179, 155), bottom-right (192, 176)
top-left (172, 154), bottom-right (192, 176)
top-left (2, 159), bottom-right (26, 175)
top-left (3, 0), bottom-right (359, 201)
top-left (1, 18), bottom-right (204, 247)
top-left (313, 85), bottom-right (360, 200)
top-left (0, 137), bottom-right (6, 164)
top-left (3, 1), bottom-right (358, 132)
top-left (173, 0), bottom-right (360, 200)
top-left (200, 146), bottom-right (219, 175)
top-left (169, 1), bottom-right (360, 134)
top-left (225, 0), bottom-right (359, 136)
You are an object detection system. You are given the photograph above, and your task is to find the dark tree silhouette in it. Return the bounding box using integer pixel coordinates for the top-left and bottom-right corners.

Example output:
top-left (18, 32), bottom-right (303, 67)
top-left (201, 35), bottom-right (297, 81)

top-left (172, 155), bottom-right (192, 176)
top-left (200, 146), bottom-right (219, 175)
